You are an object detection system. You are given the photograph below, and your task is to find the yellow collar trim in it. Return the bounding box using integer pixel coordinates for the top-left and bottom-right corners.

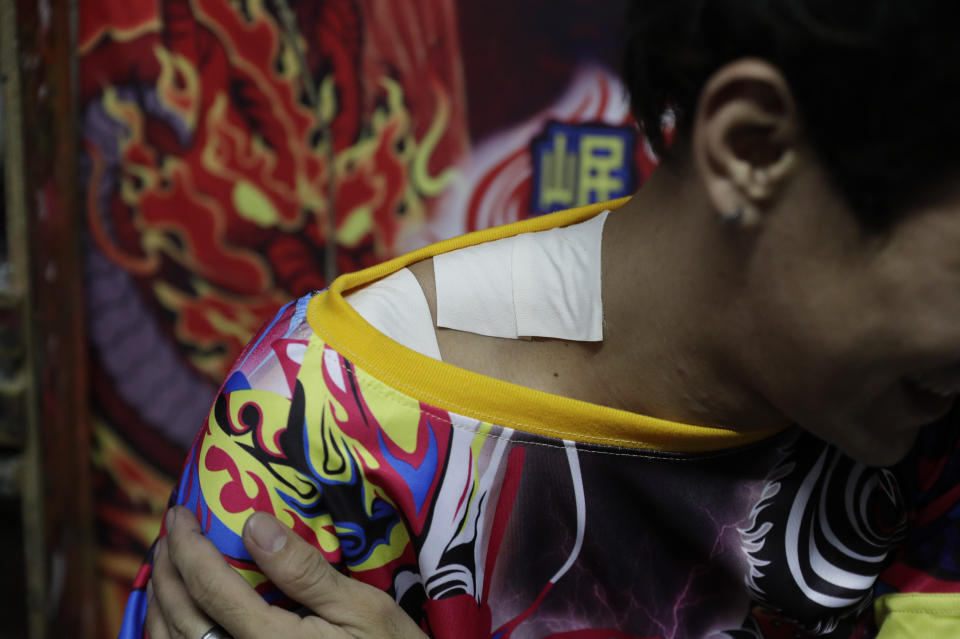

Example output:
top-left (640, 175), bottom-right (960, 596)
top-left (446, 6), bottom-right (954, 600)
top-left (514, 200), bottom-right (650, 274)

top-left (307, 198), bottom-right (785, 453)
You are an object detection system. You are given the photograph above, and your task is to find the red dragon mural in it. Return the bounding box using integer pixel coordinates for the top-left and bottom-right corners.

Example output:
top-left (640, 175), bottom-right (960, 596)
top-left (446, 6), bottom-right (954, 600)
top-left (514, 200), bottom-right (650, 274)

top-left (80, 0), bottom-right (468, 632)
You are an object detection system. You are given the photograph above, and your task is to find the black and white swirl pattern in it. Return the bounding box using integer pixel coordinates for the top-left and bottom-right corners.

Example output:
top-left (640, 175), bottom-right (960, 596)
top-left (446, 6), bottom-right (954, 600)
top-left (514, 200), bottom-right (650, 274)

top-left (738, 435), bottom-right (907, 634)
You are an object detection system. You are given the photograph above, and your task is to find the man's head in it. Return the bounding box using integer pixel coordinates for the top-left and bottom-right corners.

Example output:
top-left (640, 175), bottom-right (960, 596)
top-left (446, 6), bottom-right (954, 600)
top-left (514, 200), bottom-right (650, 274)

top-left (616, 2), bottom-right (960, 465)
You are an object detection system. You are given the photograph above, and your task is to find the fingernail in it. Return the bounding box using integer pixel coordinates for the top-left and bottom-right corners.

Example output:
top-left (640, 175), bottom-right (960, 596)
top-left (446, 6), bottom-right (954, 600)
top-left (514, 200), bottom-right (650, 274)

top-left (246, 512), bottom-right (287, 553)
top-left (165, 507), bottom-right (176, 531)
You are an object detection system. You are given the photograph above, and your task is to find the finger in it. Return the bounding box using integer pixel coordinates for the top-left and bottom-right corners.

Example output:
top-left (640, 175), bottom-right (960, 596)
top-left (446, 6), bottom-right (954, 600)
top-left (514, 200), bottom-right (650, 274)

top-left (242, 511), bottom-right (425, 637)
top-left (164, 506), bottom-right (304, 639)
top-left (144, 579), bottom-right (172, 639)
top-left (152, 535), bottom-right (217, 639)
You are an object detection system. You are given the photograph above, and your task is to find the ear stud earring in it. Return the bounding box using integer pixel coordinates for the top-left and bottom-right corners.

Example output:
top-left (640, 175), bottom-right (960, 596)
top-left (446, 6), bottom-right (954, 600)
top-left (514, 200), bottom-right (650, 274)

top-left (718, 204), bottom-right (761, 227)
top-left (720, 208), bottom-right (744, 225)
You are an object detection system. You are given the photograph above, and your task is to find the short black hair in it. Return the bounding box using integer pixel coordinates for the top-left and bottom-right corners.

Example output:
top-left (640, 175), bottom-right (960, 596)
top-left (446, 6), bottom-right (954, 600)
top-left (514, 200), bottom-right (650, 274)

top-left (622, 1), bottom-right (960, 229)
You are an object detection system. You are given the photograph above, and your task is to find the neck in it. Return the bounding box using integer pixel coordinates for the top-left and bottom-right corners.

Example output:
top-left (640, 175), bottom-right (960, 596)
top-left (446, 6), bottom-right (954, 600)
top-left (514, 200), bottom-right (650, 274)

top-left (597, 163), bottom-right (784, 431)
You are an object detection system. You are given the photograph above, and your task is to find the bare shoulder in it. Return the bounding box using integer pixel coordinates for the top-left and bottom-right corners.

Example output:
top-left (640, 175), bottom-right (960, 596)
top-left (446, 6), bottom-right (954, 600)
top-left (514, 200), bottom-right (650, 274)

top-left (407, 255), bottom-right (512, 377)
top-left (404, 256), bottom-right (601, 399)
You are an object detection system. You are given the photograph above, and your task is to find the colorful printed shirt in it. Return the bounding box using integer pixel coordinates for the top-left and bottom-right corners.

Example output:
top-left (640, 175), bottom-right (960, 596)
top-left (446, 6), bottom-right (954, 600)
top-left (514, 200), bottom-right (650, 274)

top-left (119, 200), bottom-right (960, 639)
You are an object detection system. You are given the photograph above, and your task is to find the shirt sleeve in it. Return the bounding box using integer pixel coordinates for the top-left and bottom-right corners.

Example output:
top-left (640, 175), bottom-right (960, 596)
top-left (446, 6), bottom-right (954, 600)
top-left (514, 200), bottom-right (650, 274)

top-left (117, 293), bottom-right (320, 638)
top-left (874, 592), bottom-right (960, 638)
top-left (872, 406), bottom-right (960, 636)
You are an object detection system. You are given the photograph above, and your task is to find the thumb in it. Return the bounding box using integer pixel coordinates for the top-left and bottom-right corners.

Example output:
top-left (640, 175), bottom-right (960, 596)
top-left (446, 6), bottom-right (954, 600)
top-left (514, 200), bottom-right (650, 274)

top-left (241, 511), bottom-right (421, 635)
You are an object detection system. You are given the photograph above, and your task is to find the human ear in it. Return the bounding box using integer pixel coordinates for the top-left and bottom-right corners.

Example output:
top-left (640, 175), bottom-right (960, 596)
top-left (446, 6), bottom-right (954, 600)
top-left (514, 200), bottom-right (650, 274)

top-left (692, 59), bottom-right (799, 227)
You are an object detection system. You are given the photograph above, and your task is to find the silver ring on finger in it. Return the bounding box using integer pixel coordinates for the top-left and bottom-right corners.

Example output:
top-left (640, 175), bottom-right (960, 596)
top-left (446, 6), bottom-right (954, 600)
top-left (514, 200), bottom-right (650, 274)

top-left (200, 625), bottom-right (232, 639)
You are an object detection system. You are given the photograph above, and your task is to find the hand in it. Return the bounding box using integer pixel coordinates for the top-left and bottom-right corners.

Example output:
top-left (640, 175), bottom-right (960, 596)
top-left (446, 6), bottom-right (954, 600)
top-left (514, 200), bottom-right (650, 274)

top-left (145, 505), bottom-right (428, 639)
